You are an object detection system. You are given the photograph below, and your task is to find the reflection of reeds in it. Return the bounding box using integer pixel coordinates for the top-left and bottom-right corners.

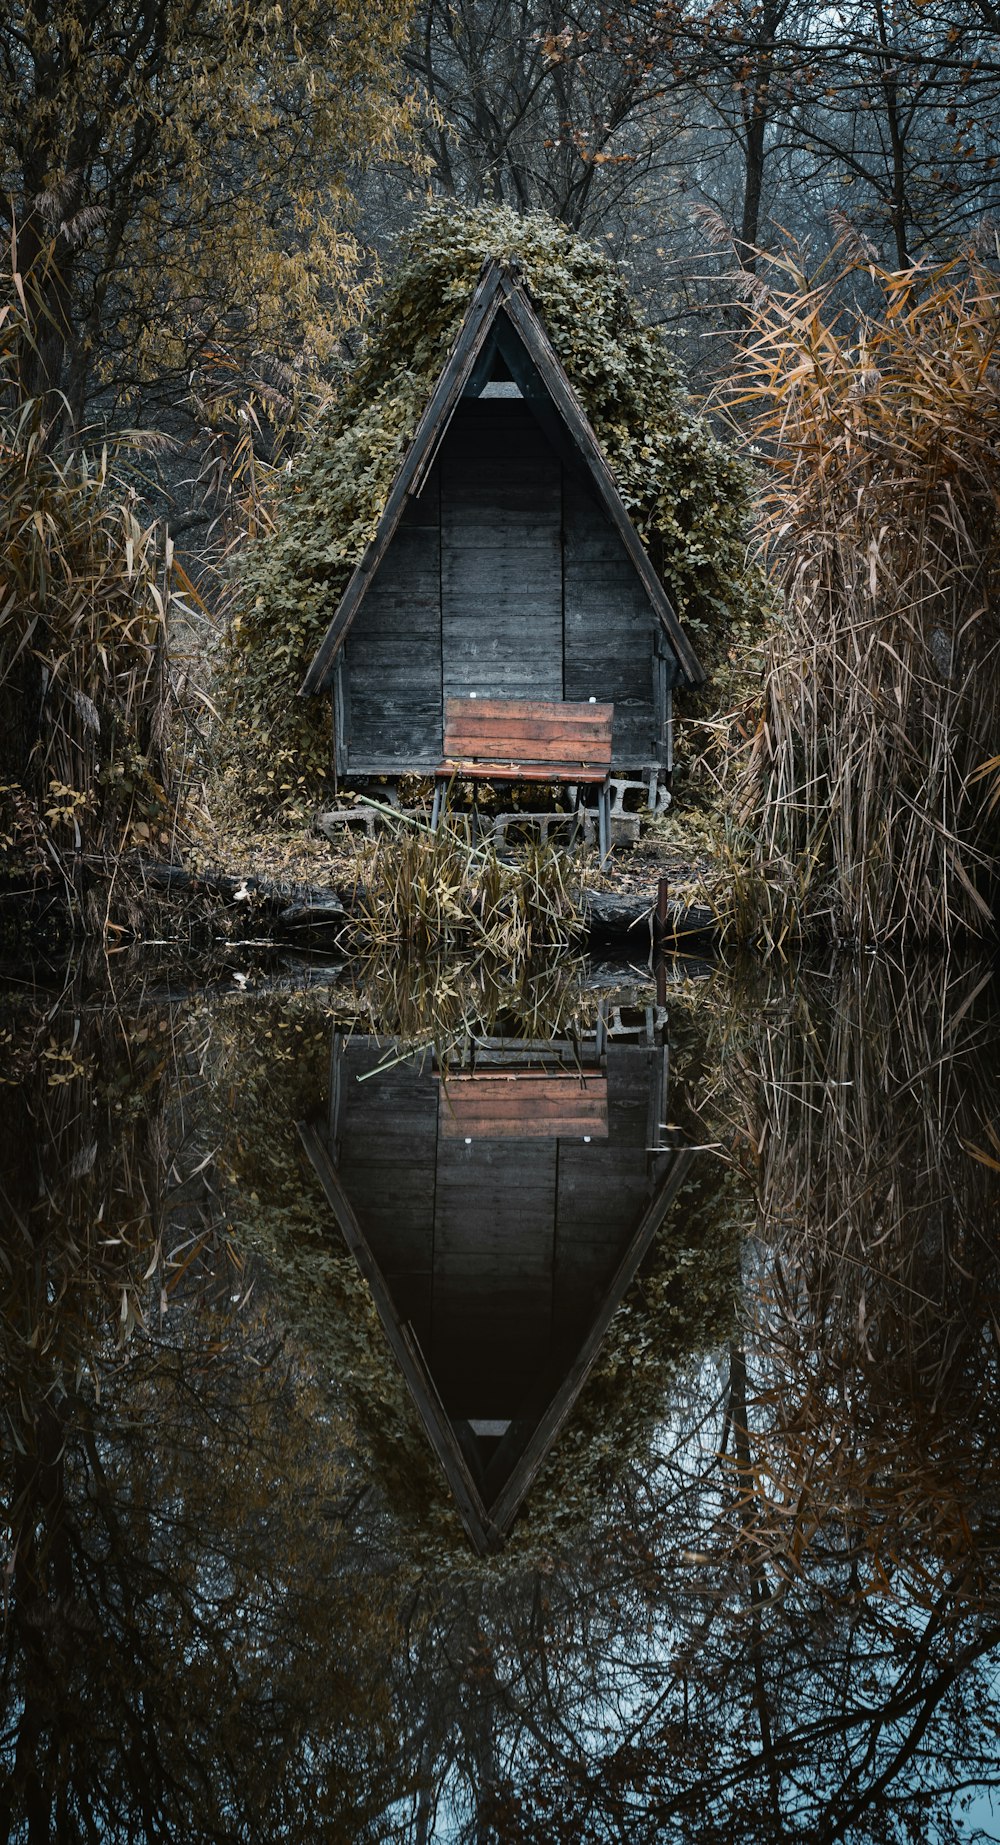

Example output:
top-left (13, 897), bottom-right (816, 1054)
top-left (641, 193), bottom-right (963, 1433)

top-left (339, 947), bottom-right (623, 1079)
top-left (710, 960), bottom-right (1000, 1597)
top-left (728, 253), bottom-right (1000, 947)
top-left (0, 991), bottom-right (240, 1496)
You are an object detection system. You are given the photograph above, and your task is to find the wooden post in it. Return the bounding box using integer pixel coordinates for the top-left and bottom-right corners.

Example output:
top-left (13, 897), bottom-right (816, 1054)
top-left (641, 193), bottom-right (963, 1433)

top-left (654, 874), bottom-right (669, 1008)
top-left (598, 779), bottom-right (611, 869)
top-left (656, 874), bottom-right (669, 935)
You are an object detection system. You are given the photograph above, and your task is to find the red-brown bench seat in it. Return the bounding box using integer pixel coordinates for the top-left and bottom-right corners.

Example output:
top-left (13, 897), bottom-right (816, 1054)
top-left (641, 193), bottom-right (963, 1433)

top-left (433, 697), bottom-right (614, 865)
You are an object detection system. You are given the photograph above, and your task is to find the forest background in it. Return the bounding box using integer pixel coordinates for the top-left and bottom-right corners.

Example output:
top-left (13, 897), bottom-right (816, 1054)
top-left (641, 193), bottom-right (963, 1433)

top-left (3, 0), bottom-right (1000, 944)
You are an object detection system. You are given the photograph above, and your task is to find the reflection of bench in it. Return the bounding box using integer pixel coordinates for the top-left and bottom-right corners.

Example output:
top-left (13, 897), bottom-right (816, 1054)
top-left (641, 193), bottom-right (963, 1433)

top-left (432, 697), bottom-right (614, 866)
top-left (438, 1070), bottom-right (609, 1140)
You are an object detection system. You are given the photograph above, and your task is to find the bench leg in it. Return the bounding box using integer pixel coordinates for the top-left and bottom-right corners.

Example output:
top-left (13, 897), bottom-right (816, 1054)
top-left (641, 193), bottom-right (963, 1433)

top-left (569, 782), bottom-right (582, 851)
top-left (598, 779), bottom-right (611, 869)
top-left (648, 764), bottom-right (659, 811)
top-left (431, 782), bottom-right (444, 832)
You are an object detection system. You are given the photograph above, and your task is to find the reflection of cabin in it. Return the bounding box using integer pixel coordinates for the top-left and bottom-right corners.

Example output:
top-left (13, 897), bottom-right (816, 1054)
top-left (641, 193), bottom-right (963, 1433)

top-left (299, 1021), bottom-right (692, 1552)
top-left (301, 260), bottom-right (704, 785)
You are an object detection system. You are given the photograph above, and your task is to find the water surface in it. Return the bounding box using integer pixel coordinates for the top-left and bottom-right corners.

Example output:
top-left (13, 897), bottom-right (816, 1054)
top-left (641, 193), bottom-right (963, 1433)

top-left (1, 955), bottom-right (998, 1842)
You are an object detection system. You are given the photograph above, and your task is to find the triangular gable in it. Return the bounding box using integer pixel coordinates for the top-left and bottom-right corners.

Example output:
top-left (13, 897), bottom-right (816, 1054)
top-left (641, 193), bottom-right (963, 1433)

top-left (297, 1115), bottom-right (694, 1554)
top-left (300, 260), bottom-right (704, 696)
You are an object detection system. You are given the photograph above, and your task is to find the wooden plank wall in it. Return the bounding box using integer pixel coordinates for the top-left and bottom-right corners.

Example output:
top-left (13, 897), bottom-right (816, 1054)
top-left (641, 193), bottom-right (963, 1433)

top-left (341, 474), bottom-right (443, 769)
top-left (340, 397), bottom-right (661, 773)
top-left (562, 474), bottom-right (660, 764)
top-left (331, 1039), bottom-right (666, 1427)
top-left (441, 400), bottom-right (562, 702)
top-left (332, 1042), bottom-right (438, 1335)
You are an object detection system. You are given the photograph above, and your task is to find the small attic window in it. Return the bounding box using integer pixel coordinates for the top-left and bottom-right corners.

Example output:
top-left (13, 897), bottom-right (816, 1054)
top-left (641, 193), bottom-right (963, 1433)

top-left (472, 344), bottom-right (522, 398)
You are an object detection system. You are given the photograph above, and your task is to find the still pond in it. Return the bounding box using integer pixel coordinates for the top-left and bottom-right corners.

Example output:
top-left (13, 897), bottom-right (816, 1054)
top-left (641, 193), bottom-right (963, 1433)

top-left (2, 952), bottom-right (999, 1843)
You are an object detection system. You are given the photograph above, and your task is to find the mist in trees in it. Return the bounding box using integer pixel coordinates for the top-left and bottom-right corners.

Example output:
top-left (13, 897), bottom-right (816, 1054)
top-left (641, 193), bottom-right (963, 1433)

top-left (399, 1), bottom-right (1000, 321)
top-left (6, 0), bottom-right (1000, 435)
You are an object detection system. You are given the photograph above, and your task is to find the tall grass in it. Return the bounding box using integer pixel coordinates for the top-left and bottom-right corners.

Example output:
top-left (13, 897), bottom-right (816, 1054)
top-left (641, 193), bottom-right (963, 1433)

top-left (353, 807), bottom-right (582, 964)
top-left (728, 252), bottom-right (1000, 947)
top-left (0, 290), bottom-right (195, 921)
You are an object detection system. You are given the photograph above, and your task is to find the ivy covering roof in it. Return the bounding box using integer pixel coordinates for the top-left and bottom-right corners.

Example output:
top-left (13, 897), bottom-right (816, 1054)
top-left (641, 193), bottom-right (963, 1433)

top-left (221, 203), bottom-right (759, 806)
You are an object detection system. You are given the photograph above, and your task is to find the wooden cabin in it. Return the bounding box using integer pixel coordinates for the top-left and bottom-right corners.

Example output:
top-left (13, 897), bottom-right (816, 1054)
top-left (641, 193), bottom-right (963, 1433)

top-left (299, 1020), bottom-right (693, 1553)
top-left (301, 260), bottom-right (704, 786)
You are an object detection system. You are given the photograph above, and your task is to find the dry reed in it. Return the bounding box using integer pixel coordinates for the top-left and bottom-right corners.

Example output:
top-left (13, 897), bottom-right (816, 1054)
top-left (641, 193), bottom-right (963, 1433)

top-left (727, 252), bottom-right (1000, 948)
top-left (0, 287), bottom-right (199, 925)
top-left (352, 805), bottom-right (583, 965)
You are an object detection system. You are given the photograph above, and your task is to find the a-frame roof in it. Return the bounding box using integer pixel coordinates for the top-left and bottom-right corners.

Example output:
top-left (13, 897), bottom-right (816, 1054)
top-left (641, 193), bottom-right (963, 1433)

top-left (300, 258), bottom-right (705, 696)
top-left (297, 1113), bottom-right (694, 1555)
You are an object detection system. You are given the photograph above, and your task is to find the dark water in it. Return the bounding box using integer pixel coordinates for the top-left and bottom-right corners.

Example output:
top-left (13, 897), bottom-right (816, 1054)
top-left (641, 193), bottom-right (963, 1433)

top-left (2, 954), bottom-right (999, 1843)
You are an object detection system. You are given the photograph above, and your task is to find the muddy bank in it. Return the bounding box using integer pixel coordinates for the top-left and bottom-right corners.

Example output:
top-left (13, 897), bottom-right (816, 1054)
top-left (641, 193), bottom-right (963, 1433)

top-left (135, 861), bottom-right (718, 947)
top-left (1, 803), bottom-right (722, 952)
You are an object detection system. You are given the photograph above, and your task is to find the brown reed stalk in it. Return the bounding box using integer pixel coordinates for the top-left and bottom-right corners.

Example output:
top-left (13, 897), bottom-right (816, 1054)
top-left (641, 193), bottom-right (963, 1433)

top-left (728, 252), bottom-right (1000, 947)
top-left (352, 807), bottom-right (582, 966)
top-left (0, 290), bottom-right (195, 912)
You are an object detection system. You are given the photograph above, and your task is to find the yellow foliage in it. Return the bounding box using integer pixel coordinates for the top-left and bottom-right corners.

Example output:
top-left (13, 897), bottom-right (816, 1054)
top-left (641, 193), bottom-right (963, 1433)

top-left (1, 0), bottom-right (424, 405)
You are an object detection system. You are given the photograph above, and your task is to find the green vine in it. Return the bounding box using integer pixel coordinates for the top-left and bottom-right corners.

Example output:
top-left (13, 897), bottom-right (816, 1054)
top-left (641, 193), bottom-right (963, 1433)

top-left (219, 202), bottom-right (760, 816)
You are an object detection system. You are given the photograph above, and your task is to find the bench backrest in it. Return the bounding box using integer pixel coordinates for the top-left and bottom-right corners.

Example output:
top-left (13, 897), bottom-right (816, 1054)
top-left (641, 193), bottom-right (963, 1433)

top-left (441, 698), bottom-right (613, 777)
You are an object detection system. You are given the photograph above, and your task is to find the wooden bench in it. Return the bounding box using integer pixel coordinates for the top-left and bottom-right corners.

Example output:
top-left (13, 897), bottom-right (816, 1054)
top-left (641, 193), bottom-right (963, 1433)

top-left (432, 697), bottom-right (614, 866)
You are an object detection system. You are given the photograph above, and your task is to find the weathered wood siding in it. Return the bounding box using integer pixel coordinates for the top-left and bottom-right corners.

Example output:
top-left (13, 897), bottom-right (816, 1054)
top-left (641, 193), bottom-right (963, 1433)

top-left (562, 474), bottom-right (660, 763)
top-left (340, 472), bottom-right (443, 770)
top-left (329, 1038), bottom-right (669, 1421)
top-left (340, 398), bottom-right (663, 773)
top-left (442, 400), bottom-right (563, 703)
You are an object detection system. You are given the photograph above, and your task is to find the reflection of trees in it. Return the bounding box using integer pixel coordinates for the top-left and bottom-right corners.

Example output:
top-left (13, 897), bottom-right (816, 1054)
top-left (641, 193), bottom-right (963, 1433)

top-left (359, 965), bottom-right (1000, 1842)
top-left (0, 991), bottom-right (405, 1843)
top-left (4, 966), bottom-right (999, 1843)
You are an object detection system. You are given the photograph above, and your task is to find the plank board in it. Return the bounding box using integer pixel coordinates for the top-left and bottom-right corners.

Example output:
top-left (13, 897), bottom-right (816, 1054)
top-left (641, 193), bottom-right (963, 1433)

top-left (439, 758), bottom-right (608, 782)
top-left (296, 1121), bottom-right (498, 1551)
top-left (301, 261), bottom-right (505, 694)
top-left (443, 699), bottom-right (612, 748)
top-left (562, 473), bottom-right (658, 763)
top-left (441, 401), bottom-right (563, 701)
top-left (445, 701), bottom-right (613, 731)
top-left (335, 1041), bottom-right (438, 1287)
top-left (343, 480), bottom-right (443, 767)
top-left (431, 1135), bottom-right (558, 1416)
top-left (487, 1150), bottom-right (695, 1534)
top-left (441, 696), bottom-right (612, 782)
top-left (433, 1139), bottom-right (557, 1260)
top-left (438, 1072), bottom-right (608, 1139)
